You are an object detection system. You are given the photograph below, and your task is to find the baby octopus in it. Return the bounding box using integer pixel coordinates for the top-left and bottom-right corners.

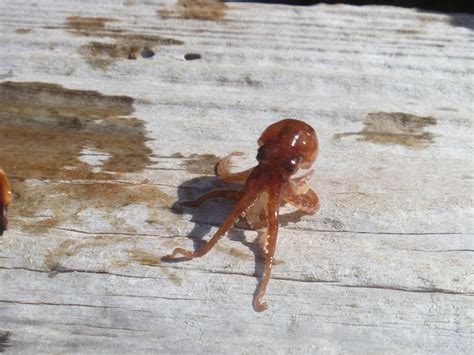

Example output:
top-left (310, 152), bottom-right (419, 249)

top-left (164, 119), bottom-right (320, 312)
top-left (0, 169), bottom-right (11, 236)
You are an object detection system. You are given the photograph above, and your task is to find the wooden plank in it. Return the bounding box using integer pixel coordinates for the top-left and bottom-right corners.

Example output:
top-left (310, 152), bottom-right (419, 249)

top-left (0, 0), bottom-right (473, 353)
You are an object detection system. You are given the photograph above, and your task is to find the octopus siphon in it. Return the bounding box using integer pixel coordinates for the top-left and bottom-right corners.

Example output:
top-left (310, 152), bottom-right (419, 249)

top-left (0, 169), bottom-right (11, 236)
top-left (164, 118), bottom-right (320, 312)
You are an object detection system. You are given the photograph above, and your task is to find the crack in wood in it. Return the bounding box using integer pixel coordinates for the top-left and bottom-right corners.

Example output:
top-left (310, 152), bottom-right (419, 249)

top-left (179, 218), bottom-right (465, 236)
top-left (286, 227), bottom-right (465, 236)
top-left (63, 322), bottom-right (148, 333)
top-left (0, 300), bottom-right (121, 309)
top-left (333, 284), bottom-right (473, 296)
top-left (0, 266), bottom-right (156, 280)
top-left (397, 249), bottom-right (474, 253)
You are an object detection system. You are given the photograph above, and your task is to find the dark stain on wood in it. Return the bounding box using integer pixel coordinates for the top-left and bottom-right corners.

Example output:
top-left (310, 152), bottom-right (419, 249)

top-left (44, 239), bottom-right (80, 277)
top-left (333, 112), bottom-right (437, 148)
top-left (64, 16), bottom-right (184, 44)
top-left (181, 154), bottom-right (220, 175)
top-left (16, 182), bottom-right (175, 235)
top-left (82, 37), bottom-right (180, 67)
top-left (0, 81), bottom-right (150, 179)
top-left (79, 35), bottom-right (182, 70)
top-left (44, 16), bottom-right (184, 70)
top-left (127, 248), bottom-right (183, 285)
top-left (78, 42), bottom-right (142, 69)
top-left (0, 81), bottom-right (173, 232)
top-left (65, 16), bottom-right (117, 33)
top-left (15, 28), bottom-right (32, 34)
top-left (215, 244), bottom-right (253, 261)
top-left (78, 32), bottom-right (183, 69)
top-left (0, 331), bottom-right (12, 352)
top-left (44, 236), bottom-right (156, 277)
top-left (158, 0), bottom-right (227, 21)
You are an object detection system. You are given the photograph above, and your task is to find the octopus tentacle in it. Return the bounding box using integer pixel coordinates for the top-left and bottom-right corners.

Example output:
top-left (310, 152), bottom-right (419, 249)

top-left (253, 186), bottom-right (280, 312)
top-left (291, 169), bottom-right (314, 193)
top-left (215, 151), bottom-right (254, 183)
top-left (164, 183), bottom-right (262, 260)
top-left (284, 187), bottom-right (319, 214)
top-left (181, 190), bottom-right (242, 207)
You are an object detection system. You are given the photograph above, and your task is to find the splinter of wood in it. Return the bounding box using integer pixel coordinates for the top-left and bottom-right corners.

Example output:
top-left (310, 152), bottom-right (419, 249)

top-left (164, 119), bottom-right (320, 312)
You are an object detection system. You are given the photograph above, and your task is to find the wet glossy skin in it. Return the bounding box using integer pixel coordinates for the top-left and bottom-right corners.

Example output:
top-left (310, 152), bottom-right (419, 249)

top-left (164, 119), bottom-right (320, 312)
top-left (0, 169), bottom-right (11, 236)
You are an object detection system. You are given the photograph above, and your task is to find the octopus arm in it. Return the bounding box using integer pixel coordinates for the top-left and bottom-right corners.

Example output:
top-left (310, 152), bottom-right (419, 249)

top-left (215, 151), bottom-right (254, 184)
top-left (253, 186), bottom-right (280, 312)
top-left (283, 183), bottom-right (320, 214)
top-left (164, 182), bottom-right (262, 260)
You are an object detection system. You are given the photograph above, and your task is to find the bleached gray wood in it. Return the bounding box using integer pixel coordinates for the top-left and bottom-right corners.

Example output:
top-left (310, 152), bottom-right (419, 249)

top-left (0, 0), bottom-right (473, 353)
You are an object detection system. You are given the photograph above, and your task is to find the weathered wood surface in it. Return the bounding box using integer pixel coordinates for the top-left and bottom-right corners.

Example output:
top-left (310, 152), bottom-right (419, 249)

top-left (0, 0), bottom-right (473, 353)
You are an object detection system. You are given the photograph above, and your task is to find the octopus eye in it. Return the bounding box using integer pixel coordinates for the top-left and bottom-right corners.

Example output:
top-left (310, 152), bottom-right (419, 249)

top-left (256, 146), bottom-right (266, 161)
top-left (281, 156), bottom-right (299, 174)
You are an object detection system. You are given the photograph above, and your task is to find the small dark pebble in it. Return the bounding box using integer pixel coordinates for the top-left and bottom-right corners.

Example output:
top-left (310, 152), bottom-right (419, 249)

top-left (141, 47), bottom-right (155, 58)
top-left (184, 53), bottom-right (201, 61)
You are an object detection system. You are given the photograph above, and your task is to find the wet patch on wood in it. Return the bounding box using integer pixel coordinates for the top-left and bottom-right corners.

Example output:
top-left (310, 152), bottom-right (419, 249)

top-left (64, 16), bottom-right (118, 33)
top-left (181, 153), bottom-right (220, 175)
top-left (216, 244), bottom-right (253, 261)
top-left (0, 81), bottom-right (174, 233)
top-left (15, 28), bottom-right (32, 34)
top-left (127, 248), bottom-right (182, 285)
top-left (333, 112), bottom-right (437, 148)
top-left (0, 81), bottom-right (150, 179)
top-left (158, 0), bottom-right (227, 21)
top-left (44, 237), bottom-right (122, 277)
top-left (43, 237), bottom-right (184, 283)
top-left (46, 16), bottom-right (183, 70)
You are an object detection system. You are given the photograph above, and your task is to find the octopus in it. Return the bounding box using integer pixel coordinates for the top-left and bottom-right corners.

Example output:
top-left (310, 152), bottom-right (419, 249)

top-left (164, 119), bottom-right (320, 311)
top-left (0, 169), bottom-right (11, 236)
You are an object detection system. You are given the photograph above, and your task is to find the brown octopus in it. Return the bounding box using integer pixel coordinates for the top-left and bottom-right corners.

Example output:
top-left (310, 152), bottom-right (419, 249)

top-left (164, 119), bottom-right (320, 311)
top-left (0, 169), bottom-right (11, 236)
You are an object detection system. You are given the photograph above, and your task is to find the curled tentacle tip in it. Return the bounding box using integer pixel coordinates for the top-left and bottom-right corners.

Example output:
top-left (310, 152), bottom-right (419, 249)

top-left (253, 300), bottom-right (268, 312)
top-left (161, 249), bottom-right (179, 260)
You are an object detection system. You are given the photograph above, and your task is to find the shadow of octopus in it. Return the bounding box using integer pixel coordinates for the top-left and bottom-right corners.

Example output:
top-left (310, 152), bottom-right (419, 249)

top-left (163, 172), bottom-right (308, 311)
